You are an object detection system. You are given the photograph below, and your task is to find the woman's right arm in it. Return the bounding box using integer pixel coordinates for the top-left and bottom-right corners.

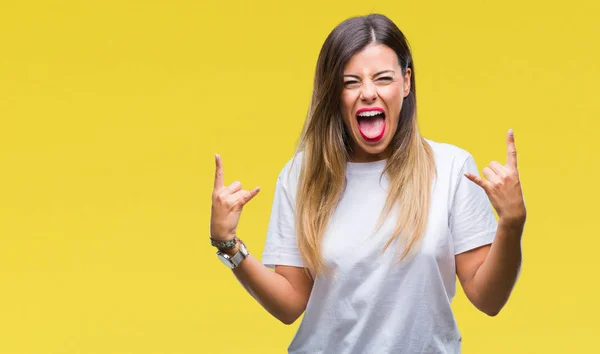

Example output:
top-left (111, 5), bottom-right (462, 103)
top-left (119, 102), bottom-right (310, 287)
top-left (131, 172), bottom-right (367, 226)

top-left (210, 154), bottom-right (313, 325)
top-left (230, 246), bottom-right (313, 324)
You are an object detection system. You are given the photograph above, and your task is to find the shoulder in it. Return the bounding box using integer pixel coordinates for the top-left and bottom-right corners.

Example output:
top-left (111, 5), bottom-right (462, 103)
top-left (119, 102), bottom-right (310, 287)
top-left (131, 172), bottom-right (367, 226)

top-left (424, 138), bottom-right (484, 209)
top-left (275, 151), bottom-right (305, 199)
top-left (424, 138), bottom-right (475, 174)
top-left (278, 151), bottom-right (304, 180)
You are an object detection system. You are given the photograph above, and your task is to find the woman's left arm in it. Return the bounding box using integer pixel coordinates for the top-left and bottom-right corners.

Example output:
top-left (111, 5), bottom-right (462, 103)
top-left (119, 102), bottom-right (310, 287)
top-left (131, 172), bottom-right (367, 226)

top-left (456, 129), bottom-right (527, 316)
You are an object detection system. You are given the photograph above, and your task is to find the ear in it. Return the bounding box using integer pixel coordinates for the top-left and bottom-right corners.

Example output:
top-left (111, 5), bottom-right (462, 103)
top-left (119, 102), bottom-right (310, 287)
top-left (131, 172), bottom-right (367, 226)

top-left (403, 68), bottom-right (411, 97)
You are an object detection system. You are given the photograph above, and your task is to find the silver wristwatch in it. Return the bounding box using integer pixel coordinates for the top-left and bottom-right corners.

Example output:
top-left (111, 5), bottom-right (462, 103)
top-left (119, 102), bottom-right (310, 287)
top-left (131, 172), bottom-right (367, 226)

top-left (216, 240), bottom-right (249, 269)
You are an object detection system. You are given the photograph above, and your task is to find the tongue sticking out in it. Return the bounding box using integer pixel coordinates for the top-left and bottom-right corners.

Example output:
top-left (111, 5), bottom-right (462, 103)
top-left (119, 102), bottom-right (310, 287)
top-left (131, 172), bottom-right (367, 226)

top-left (357, 115), bottom-right (385, 141)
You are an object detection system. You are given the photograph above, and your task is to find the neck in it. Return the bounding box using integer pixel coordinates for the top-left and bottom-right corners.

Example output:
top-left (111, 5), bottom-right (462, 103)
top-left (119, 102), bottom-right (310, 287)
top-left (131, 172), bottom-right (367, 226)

top-left (349, 146), bottom-right (391, 163)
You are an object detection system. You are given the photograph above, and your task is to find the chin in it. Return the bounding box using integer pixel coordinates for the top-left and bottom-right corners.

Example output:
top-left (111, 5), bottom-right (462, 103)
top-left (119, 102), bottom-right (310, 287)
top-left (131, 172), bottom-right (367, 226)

top-left (364, 144), bottom-right (390, 156)
top-left (352, 134), bottom-right (392, 160)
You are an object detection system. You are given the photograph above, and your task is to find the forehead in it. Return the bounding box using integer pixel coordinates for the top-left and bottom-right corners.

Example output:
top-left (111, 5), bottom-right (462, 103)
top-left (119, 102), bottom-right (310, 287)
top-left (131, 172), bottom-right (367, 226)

top-left (343, 44), bottom-right (400, 74)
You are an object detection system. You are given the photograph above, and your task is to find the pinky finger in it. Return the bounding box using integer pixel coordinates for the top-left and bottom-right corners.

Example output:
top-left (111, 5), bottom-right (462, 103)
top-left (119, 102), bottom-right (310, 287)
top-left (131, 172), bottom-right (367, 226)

top-left (246, 186), bottom-right (261, 203)
top-left (464, 172), bottom-right (490, 191)
top-left (230, 186), bottom-right (261, 209)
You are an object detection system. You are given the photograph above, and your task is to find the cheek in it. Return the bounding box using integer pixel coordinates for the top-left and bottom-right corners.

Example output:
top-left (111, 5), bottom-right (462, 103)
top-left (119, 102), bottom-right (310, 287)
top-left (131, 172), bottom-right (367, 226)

top-left (340, 92), bottom-right (357, 124)
top-left (380, 86), bottom-right (404, 112)
top-left (341, 91), bottom-right (355, 110)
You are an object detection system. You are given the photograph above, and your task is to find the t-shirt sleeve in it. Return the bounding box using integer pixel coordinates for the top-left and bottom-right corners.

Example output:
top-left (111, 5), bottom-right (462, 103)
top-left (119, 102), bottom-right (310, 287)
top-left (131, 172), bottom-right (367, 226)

top-left (450, 153), bottom-right (499, 255)
top-left (261, 167), bottom-right (305, 269)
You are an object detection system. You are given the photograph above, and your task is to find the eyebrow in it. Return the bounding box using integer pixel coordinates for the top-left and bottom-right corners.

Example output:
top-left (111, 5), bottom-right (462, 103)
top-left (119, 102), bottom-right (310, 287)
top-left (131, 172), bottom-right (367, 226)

top-left (343, 70), bottom-right (395, 79)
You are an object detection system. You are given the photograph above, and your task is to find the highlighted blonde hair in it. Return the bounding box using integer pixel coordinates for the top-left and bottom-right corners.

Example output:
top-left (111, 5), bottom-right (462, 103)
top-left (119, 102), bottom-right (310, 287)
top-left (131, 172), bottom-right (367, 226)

top-left (294, 14), bottom-right (436, 275)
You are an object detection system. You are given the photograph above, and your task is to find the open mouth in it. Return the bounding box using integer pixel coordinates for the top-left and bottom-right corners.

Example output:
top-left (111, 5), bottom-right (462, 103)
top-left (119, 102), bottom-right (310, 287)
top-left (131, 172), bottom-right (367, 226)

top-left (356, 108), bottom-right (386, 142)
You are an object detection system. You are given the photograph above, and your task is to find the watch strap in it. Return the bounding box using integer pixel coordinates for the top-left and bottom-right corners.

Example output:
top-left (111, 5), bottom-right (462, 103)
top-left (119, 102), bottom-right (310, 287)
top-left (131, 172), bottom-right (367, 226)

top-left (224, 241), bottom-right (249, 269)
top-left (230, 249), bottom-right (245, 266)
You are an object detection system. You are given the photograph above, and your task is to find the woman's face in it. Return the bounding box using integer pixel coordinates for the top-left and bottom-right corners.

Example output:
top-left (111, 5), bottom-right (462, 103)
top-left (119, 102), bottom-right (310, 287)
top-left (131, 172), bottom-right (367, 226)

top-left (341, 43), bottom-right (411, 162)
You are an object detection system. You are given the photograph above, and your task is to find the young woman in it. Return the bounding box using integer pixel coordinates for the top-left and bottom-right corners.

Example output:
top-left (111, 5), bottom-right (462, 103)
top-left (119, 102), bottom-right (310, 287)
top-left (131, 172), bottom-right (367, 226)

top-left (210, 13), bottom-right (526, 354)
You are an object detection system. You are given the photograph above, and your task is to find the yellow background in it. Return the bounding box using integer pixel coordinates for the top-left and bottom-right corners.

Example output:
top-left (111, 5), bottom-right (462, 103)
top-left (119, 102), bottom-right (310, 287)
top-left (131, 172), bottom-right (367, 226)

top-left (1, 0), bottom-right (598, 353)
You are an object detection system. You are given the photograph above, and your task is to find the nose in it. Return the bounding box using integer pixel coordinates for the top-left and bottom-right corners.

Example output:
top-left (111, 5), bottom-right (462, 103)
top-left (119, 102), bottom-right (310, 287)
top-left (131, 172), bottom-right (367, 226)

top-left (359, 81), bottom-right (377, 103)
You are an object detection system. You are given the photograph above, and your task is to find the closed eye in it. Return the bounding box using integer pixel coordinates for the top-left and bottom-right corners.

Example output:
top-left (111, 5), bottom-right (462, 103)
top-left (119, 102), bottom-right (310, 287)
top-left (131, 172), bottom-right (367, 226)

top-left (377, 76), bottom-right (393, 83)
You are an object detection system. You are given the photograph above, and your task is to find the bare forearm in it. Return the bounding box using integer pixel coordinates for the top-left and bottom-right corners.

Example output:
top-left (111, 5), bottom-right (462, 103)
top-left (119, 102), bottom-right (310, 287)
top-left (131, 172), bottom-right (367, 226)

top-left (227, 247), bottom-right (307, 324)
top-left (470, 219), bottom-right (524, 315)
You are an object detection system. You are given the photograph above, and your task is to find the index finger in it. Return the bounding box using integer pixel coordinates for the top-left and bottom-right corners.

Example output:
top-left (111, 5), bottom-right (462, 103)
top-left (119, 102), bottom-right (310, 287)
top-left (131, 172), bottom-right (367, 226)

top-left (506, 129), bottom-right (518, 168)
top-left (214, 154), bottom-right (224, 190)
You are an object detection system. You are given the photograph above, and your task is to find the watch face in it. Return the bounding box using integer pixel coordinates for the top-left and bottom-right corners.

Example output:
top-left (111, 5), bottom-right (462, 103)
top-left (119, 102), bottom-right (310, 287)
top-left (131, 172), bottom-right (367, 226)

top-left (217, 253), bottom-right (233, 269)
top-left (239, 241), bottom-right (249, 256)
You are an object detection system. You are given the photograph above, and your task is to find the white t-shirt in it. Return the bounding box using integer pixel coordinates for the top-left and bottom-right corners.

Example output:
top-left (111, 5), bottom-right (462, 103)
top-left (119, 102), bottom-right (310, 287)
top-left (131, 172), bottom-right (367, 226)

top-left (261, 139), bottom-right (498, 354)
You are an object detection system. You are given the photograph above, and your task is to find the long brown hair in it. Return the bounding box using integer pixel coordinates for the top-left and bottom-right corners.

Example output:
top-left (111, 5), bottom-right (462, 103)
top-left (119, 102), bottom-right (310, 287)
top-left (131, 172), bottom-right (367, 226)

top-left (294, 14), bottom-right (436, 275)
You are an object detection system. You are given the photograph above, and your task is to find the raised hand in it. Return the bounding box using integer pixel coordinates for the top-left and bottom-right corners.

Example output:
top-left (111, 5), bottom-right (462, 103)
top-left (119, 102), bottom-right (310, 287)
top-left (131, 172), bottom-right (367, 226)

top-left (464, 129), bottom-right (527, 227)
top-left (210, 154), bottom-right (260, 241)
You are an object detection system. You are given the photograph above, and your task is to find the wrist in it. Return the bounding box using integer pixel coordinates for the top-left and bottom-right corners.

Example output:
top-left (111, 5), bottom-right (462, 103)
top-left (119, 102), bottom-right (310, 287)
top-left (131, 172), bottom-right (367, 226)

top-left (499, 216), bottom-right (525, 233)
top-left (220, 242), bottom-right (241, 257)
top-left (210, 235), bottom-right (239, 249)
top-left (215, 239), bottom-right (249, 270)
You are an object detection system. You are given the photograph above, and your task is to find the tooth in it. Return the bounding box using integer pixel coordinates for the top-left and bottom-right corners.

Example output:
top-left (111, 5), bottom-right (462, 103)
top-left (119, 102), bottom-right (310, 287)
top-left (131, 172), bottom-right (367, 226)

top-left (358, 111), bottom-right (384, 117)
